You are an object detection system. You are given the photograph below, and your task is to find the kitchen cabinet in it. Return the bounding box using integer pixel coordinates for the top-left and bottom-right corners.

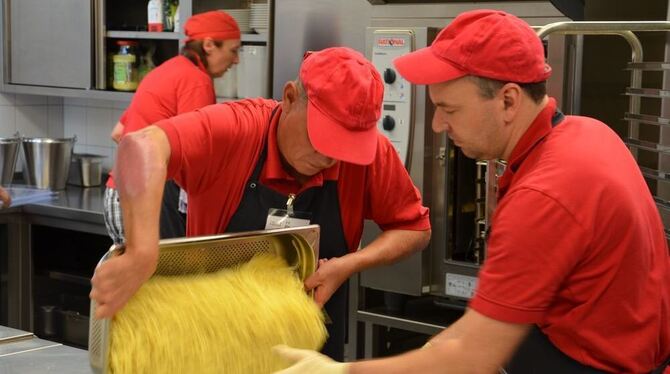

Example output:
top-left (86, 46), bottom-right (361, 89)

top-left (0, 0), bottom-right (273, 101)
top-left (3, 0), bottom-right (93, 89)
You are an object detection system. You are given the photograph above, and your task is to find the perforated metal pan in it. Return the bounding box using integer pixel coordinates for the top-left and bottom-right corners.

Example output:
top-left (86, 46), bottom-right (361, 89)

top-left (88, 225), bottom-right (320, 374)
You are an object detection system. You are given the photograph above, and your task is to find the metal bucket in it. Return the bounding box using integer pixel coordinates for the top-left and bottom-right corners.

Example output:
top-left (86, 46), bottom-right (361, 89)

top-left (21, 137), bottom-right (76, 190)
top-left (0, 137), bottom-right (21, 185)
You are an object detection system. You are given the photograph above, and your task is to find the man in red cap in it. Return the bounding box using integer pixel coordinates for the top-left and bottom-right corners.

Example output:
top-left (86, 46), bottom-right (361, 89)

top-left (91, 46), bottom-right (431, 361)
top-left (273, 9), bottom-right (670, 374)
top-left (104, 10), bottom-right (241, 244)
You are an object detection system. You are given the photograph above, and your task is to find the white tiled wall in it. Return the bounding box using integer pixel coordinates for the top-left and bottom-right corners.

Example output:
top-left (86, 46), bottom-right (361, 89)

top-left (0, 93), bottom-right (63, 139)
top-left (0, 93), bottom-right (65, 172)
top-left (63, 98), bottom-right (130, 171)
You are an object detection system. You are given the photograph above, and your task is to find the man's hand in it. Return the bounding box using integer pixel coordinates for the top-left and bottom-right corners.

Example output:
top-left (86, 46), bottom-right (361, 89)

top-left (0, 186), bottom-right (10, 208)
top-left (273, 345), bottom-right (349, 374)
top-left (304, 257), bottom-right (351, 307)
top-left (89, 249), bottom-right (157, 319)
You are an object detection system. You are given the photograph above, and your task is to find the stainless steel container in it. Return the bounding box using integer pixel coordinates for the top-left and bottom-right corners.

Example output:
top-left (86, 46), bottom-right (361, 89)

top-left (88, 225), bottom-right (320, 374)
top-left (68, 153), bottom-right (105, 187)
top-left (0, 137), bottom-right (21, 185)
top-left (21, 137), bottom-right (76, 190)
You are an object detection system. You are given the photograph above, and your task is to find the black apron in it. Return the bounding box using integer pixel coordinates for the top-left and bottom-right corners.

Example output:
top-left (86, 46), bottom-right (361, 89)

top-left (225, 110), bottom-right (349, 361)
top-left (503, 109), bottom-right (669, 374)
top-left (159, 179), bottom-right (186, 239)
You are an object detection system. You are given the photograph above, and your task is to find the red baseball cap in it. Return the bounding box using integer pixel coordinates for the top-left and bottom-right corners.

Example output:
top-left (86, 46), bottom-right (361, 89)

top-left (300, 47), bottom-right (383, 165)
top-left (394, 9), bottom-right (551, 84)
top-left (184, 10), bottom-right (241, 43)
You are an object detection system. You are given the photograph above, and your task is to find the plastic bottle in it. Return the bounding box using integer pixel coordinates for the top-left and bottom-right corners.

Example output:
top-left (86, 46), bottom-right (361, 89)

top-left (112, 41), bottom-right (139, 91)
top-left (163, 0), bottom-right (178, 32)
top-left (148, 0), bottom-right (163, 32)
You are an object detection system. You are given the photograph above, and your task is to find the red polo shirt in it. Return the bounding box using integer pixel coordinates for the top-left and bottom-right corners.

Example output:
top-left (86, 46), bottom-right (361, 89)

top-left (469, 98), bottom-right (670, 372)
top-left (156, 98), bottom-right (430, 252)
top-left (107, 55), bottom-right (215, 188)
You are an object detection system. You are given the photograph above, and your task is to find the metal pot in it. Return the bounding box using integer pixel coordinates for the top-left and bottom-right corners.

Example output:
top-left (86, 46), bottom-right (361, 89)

top-left (0, 137), bottom-right (21, 185)
top-left (21, 137), bottom-right (76, 190)
top-left (68, 153), bottom-right (105, 187)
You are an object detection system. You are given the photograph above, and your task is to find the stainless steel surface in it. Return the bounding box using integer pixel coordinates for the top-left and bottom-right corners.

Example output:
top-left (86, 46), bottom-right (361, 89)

top-left (625, 112), bottom-right (670, 127)
top-left (0, 137), bottom-right (20, 185)
top-left (21, 137), bottom-right (75, 190)
top-left (0, 332), bottom-right (91, 374)
top-left (626, 87), bottom-right (670, 98)
top-left (6, 0), bottom-right (92, 89)
top-left (0, 325), bottom-right (32, 343)
top-left (68, 154), bottom-right (105, 187)
top-left (356, 310), bottom-right (445, 336)
top-left (628, 61), bottom-right (670, 70)
top-left (94, 0), bottom-right (105, 90)
top-left (272, 0), bottom-right (372, 99)
top-left (0, 335), bottom-right (59, 357)
top-left (360, 27), bottom-right (436, 297)
top-left (89, 225), bottom-right (320, 374)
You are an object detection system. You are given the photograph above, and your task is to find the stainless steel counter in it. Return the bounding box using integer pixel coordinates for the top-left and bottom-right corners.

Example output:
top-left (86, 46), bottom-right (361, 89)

top-left (0, 185), bottom-right (107, 235)
top-left (0, 325), bottom-right (91, 373)
top-left (1, 186), bottom-right (109, 330)
top-left (20, 185), bottom-right (106, 227)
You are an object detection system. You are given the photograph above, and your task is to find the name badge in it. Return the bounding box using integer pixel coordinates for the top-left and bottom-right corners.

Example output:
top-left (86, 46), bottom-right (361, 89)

top-left (265, 208), bottom-right (311, 229)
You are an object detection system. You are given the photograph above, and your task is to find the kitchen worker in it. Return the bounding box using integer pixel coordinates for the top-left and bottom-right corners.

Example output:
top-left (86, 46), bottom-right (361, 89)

top-left (0, 186), bottom-right (10, 208)
top-left (273, 10), bottom-right (670, 374)
top-left (104, 10), bottom-right (241, 244)
top-left (90, 46), bottom-right (431, 360)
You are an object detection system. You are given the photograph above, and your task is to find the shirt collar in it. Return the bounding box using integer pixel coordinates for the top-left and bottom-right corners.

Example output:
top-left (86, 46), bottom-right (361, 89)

top-left (506, 97), bottom-right (557, 172)
top-left (261, 104), bottom-right (341, 188)
top-left (497, 98), bottom-right (557, 198)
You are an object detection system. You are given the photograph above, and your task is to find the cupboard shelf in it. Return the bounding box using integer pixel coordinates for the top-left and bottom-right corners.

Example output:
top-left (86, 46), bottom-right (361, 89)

top-left (105, 31), bottom-right (267, 43)
top-left (106, 30), bottom-right (182, 40)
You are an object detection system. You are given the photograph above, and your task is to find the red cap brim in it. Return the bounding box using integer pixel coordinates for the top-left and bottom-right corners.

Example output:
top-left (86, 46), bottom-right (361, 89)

top-left (393, 46), bottom-right (468, 85)
top-left (306, 100), bottom-right (378, 166)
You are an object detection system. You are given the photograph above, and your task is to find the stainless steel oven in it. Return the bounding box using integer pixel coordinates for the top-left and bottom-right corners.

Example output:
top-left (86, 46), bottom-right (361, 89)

top-left (360, 27), bottom-right (502, 301)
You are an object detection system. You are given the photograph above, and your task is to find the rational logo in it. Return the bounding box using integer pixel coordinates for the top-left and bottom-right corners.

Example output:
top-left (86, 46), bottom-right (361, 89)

top-left (377, 37), bottom-right (406, 48)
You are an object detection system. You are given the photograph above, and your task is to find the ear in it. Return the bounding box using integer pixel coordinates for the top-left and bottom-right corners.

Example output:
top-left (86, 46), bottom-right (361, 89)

top-left (281, 81), bottom-right (300, 113)
top-left (500, 83), bottom-right (522, 123)
top-left (201, 37), bottom-right (216, 55)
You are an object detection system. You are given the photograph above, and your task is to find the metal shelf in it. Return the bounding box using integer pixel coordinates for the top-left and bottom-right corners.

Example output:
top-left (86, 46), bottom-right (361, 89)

top-left (626, 62), bottom-right (670, 70)
top-left (625, 137), bottom-right (670, 154)
top-left (106, 31), bottom-right (181, 40)
top-left (105, 31), bottom-right (267, 43)
top-left (625, 87), bottom-right (670, 98)
top-left (241, 33), bottom-right (268, 43)
top-left (640, 166), bottom-right (670, 181)
top-left (624, 112), bottom-right (670, 127)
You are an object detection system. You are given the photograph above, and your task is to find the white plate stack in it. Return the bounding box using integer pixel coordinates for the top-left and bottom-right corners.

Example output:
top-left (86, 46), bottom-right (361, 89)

top-left (221, 9), bottom-right (252, 33)
top-left (250, 2), bottom-right (269, 35)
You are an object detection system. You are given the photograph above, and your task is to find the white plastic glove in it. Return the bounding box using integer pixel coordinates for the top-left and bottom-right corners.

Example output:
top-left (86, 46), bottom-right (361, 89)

top-left (272, 345), bottom-right (350, 374)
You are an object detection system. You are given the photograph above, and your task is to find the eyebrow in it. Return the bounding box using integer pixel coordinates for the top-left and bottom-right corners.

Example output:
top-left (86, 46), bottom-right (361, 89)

top-left (434, 101), bottom-right (458, 109)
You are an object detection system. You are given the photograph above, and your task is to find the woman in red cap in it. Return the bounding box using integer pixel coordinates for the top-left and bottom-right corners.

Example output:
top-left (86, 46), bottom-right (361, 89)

top-left (104, 10), bottom-right (241, 244)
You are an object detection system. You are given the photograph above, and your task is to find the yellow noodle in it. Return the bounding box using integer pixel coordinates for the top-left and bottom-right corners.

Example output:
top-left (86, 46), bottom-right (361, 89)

top-left (108, 254), bottom-right (327, 373)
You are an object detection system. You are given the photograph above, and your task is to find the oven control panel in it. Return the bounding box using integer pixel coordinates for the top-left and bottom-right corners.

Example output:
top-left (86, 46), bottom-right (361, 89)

top-left (370, 30), bottom-right (414, 167)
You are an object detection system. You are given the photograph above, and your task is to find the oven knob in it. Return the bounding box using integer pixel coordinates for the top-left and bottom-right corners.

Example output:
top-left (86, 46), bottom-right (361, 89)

top-left (383, 68), bottom-right (397, 84)
top-left (382, 115), bottom-right (396, 131)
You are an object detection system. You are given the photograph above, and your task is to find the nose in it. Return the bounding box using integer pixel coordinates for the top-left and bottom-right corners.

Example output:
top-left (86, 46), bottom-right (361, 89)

top-left (432, 113), bottom-right (449, 134)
